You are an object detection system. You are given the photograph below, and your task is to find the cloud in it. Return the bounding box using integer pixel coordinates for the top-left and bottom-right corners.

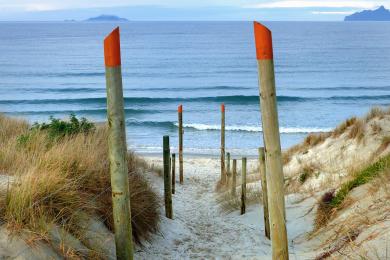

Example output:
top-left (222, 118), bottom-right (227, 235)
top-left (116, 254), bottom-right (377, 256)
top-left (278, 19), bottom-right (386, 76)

top-left (312, 11), bottom-right (355, 15)
top-left (247, 0), bottom-right (386, 9)
top-left (0, 1), bottom-right (149, 12)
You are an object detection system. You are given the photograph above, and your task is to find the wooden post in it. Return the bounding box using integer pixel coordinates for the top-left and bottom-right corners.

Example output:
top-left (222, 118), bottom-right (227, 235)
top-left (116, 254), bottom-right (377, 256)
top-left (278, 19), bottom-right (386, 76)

top-left (221, 103), bottom-right (226, 184)
top-left (231, 159), bottom-right (237, 196)
top-left (226, 152), bottom-right (231, 182)
top-left (254, 22), bottom-right (289, 259)
top-left (178, 105), bottom-right (184, 184)
top-left (104, 27), bottom-right (134, 259)
top-left (241, 157), bottom-right (247, 215)
top-left (259, 147), bottom-right (270, 239)
top-left (171, 153), bottom-right (176, 194)
top-left (168, 155), bottom-right (171, 201)
top-left (163, 136), bottom-right (173, 219)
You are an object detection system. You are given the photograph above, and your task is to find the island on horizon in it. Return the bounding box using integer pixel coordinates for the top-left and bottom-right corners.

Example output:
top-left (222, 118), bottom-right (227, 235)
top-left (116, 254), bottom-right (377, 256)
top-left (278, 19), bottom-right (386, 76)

top-left (85, 14), bottom-right (129, 22)
top-left (345, 5), bottom-right (390, 21)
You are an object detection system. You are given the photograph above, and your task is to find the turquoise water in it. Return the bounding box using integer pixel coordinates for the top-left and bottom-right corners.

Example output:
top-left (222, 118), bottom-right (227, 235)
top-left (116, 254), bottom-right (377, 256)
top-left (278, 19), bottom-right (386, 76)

top-left (0, 21), bottom-right (390, 155)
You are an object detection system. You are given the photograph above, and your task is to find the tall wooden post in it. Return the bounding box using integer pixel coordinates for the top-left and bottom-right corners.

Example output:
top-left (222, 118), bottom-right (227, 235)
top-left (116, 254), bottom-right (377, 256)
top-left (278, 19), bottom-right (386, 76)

top-left (171, 153), bottom-right (176, 194)
top-left (254, 22), bottom-right (289, 259)
top-left (259, 147), bottom-right (270, 239)
top-left (221, 103), bottom-right (226, 184)
top-left (241, 157), bottom-right (247, 215)
top-left (104, 27), bottom-right (134, 259)
top-left (232, 159), bottom-right (237, 196)
top-left (163, 136), bottom-right (173, 219)
top-left (178, 105), bottom-right (184, 184)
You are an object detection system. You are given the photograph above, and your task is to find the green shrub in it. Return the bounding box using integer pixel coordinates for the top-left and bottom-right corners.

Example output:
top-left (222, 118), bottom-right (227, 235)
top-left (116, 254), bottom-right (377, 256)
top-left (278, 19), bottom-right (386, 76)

top-left (330, 153), bottom-right (390, 207)
top-left (33, 114), bottom-right (95, 139)
top-left (18, 114), bottom-right (95, 146)
top-left (299, 172), bottom-right (309, 184)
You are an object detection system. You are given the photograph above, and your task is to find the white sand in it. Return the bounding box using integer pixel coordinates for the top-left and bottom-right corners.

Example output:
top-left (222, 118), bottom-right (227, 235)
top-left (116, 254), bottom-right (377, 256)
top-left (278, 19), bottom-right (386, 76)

top-left (136, 156), bottom-right (317, 259)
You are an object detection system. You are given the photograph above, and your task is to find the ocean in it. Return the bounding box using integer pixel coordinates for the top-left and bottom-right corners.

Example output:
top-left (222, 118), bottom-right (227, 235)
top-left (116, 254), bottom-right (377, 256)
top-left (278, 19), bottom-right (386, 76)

top-left (0, 21), bottom-right (389, 155)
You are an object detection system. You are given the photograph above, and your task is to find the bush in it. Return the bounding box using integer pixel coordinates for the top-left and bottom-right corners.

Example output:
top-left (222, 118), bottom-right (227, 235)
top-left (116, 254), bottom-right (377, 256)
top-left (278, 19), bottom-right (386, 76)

top-left (34, 114), bottom-right (95, 139)
top-left (17, 114), bottom-right (95, 147)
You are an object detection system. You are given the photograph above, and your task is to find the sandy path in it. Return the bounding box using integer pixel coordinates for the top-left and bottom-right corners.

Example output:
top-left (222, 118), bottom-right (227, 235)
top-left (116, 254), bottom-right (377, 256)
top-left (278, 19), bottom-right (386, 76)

top-left (136, 156), bottom-right (315, 259)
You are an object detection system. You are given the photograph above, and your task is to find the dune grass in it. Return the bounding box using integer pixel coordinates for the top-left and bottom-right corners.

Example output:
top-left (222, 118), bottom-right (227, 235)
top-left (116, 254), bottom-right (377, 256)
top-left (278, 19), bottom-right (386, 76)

top-left (315, 153), bottom-right (390, 229)
top-left (329, 153), bottom-right (390, 208)
top-left (283, 107), bottom-right (390, 165)
top-left (283, 132), bottom-right (330, 165)
top-left (0, 114), bottom-right (160, 246)
top-left (218, 183), bottom-right (262, 213)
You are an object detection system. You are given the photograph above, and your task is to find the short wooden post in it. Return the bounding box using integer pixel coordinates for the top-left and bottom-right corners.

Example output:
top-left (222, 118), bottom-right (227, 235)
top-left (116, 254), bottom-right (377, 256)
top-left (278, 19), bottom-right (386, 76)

top-left (171, 153), bottom-right (176, 194)
top-left (226, 152), bottom-right (231, 181)
top-left (254, 21), bottom-right (289, 259)
top-left (241, 157), bottom-right (247, 215)
top-left (259, 147), bottom-right (270, 239)
top-left (178, 105), bottom-right (184, 184)
top-left (231, 159), bottom-right (237, 196)
top-left (163, 136), bottom-right (173, 219)
top-left (104, 27), bottom-right (134, 259)
top-left (221, 103), bottom-right (226, 184)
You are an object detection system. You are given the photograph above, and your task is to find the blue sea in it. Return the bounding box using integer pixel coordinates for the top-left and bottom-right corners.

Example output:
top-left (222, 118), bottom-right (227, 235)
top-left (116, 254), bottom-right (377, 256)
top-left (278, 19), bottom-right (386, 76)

top-left (0, 21), bottom-right (390, 155)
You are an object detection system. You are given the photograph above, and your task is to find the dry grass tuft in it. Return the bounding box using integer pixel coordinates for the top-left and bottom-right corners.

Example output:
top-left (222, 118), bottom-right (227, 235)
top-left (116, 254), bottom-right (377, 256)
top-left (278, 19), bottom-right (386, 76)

top-left (217, 185), bottom-right (262, 213)
top-left (283, 107), bottom-right (390, 166)
top-left (371, 122), bottom-right (382, 134)
top-left (347, 119), bottom-right (365, 141)
top-left (376, 136), bottom-right (390, 155)
top-left (299, 162), bottom-right (318, 184)
top-left (283, 144), bottom-right (303, 165)
top-left (365, 107), bottom-right (386, 122)
top-left (314, 190), bottom-right (336, 229)
top-left (332, 117), bottom-right (357, 138)
top-left (0, 114), bottom-right (160, 246)
top-left (303, 132), bottom-right (331, 147)
top-left (283, 132), bottom-right (330, 165)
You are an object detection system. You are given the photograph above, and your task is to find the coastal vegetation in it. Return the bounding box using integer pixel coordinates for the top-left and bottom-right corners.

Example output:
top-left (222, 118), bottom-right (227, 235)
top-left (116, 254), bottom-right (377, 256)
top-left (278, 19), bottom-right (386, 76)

top-left (219, 107), bottom-right (390, 258)
top-left (0, 113), bottom-right (160, 256)
top-left (315, 152), bottom-right (390, 228)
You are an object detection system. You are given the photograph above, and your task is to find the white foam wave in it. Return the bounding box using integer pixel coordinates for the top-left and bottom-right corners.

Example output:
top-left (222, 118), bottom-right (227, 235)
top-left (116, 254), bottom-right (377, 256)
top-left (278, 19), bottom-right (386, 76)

top-left (176, 123), bottom-right (332, 134)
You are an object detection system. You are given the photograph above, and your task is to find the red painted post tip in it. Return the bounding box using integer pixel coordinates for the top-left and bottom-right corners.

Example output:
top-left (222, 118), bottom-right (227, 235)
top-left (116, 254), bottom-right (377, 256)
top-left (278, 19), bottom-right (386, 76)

top-left (253, 22), bottom-right (273, 60)
top-left (178, 105), bottom-right (183, 113)
top-left (104, 27), bottom-right (121, 67)
top-left (221, 103), bottom-right (225, 112)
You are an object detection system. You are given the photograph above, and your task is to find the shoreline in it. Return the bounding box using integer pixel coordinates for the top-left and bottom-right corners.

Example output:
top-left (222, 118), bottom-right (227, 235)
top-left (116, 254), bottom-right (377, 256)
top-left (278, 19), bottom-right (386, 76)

top-left (136, 151), bottom-right (260, 159)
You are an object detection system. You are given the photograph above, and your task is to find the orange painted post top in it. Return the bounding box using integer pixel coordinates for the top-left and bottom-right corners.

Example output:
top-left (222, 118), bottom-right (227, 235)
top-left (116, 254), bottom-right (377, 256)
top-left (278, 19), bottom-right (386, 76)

top-left (178, 105), bottom-right (183, 113)
top-left (104, 27), bottom-right (121, 67)
top-left (253, 22), bottom-right (273, 60)
top-left (221, 103), bottom-right (225, 112)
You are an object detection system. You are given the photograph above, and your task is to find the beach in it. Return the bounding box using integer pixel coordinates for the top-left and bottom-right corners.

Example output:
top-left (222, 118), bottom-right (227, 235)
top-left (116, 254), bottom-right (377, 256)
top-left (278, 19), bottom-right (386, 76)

top-left (137, 155), bottom-right (316, 259)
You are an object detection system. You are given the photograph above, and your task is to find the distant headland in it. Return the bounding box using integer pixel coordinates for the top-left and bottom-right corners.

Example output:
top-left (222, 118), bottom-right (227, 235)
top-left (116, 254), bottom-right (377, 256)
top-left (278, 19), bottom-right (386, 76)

top-left (345, 6), bottom-right (390, 21)
top-left (85, 15), bottom-right (129, 22)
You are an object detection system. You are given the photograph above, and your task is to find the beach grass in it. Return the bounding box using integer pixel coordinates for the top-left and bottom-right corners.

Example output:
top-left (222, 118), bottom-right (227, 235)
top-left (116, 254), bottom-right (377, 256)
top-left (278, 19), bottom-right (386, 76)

top-left (0, 113), bottom-right (160, 245)
top-left (330, 152), bottom-right (390, 208)
top-left (284, 107), bottom-right (390, 166)
top-left (315, 152), bottom-right (390, 229)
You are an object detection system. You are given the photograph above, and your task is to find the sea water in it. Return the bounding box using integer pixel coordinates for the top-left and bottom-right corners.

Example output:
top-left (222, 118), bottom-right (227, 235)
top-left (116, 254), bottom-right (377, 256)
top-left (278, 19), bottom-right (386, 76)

top-left (0, 21), bottom-right (389, 155)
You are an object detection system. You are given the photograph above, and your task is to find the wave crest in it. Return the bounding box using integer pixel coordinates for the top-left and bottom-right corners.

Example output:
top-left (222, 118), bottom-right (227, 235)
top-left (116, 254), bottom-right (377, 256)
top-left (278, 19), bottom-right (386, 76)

top-left (176, 123), bottom-right (332, 134)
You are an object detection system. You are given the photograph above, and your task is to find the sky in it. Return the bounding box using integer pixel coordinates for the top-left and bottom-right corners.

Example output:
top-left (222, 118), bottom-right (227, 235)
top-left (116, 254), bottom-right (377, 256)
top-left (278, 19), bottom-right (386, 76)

top-left (0, 0), bottom-right (389, 21)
